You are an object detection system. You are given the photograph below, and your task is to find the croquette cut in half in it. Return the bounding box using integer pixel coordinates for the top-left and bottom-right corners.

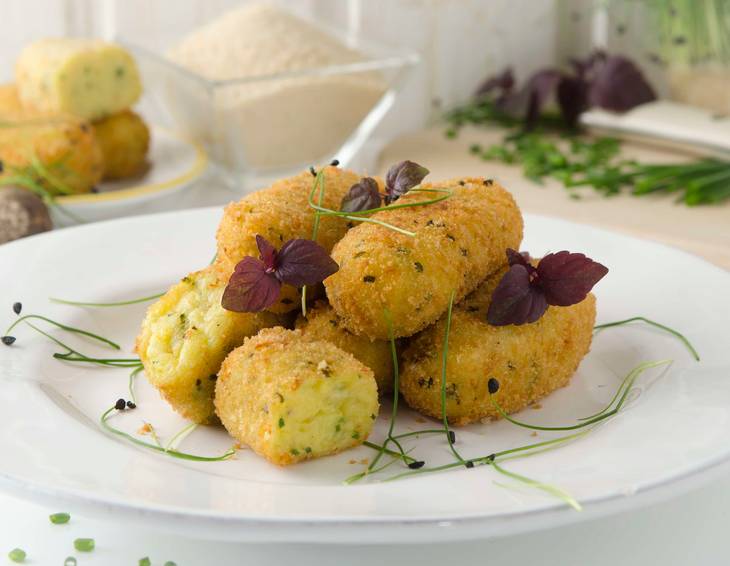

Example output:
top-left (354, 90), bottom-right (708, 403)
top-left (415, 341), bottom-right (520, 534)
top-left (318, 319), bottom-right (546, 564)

top-left (296, 301), bottom-right (394, 394)
top-left (215, 328), bottom-right (379, 466)
top-left (215, 165), bottom-right (381, 313)
top-left (399, 266), bottom-right (597, 426)
top-left (136, 265), bottom-right (281, 424)
top-left (325, 178), bottom-right (523, 340)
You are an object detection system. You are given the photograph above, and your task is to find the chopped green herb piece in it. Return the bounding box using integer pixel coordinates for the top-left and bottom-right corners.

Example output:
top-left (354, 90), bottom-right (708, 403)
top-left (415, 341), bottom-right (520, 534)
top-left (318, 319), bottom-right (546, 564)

top-left (8, 548), bottom-right (26, 562)
top-left (304, 447), bottom-right (312, 453)
top-left (164, 562), bottom-right (177, 566)
top-left (49, 512), bottom-right (71, 524)
top-left (74, 538), bottom-right (95, 552)
top-left (290, 448), bottom-right (300, 456)
top-left (278, 417), bottom-right (285, 428)
top-left (139, 558), bottom-right (151, 566)
top-left (351, 431), bottom-right (360, 439)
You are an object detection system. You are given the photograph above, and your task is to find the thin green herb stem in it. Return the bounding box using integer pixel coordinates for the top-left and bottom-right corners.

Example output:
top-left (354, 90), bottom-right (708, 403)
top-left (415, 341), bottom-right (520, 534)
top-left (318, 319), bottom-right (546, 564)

top-left (6, 314), bottom-right (120, 350)
top-left (313, 188), bottom-right (452, 217)
top-left (50, 293), bottom-right (164, 308)
top-left (340, 215), bottom-right (416, 237)
top-left (345, 449), bottom-right (415, 484)
top-left (594, 316), bottom-right (699, 361)
top-left (54, 353), bottom-right (142, 367)
top-left (302, 169), bottom-right (327, 316)
top-left (165, 423), bottom-right (198, 452)
top-left (129, 365), bottom-right (143, 404)
top-left (491, 461), bottom-right (582, 511)
top-left (367, 309), bottom-right (412, 472)
top-left (440, 290), bottom-right (466, 464)
top-left (491, 359), bottom-right (672, 431)
top-left (363, 440), bottom-right (416, 463)
top-left (100, 407), bottom-right (234, 462)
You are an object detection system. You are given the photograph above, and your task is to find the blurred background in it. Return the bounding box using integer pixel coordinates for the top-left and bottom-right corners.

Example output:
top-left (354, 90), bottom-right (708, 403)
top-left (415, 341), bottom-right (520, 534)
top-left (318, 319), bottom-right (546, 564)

top-left (0, 0), bottom-right (728, 260)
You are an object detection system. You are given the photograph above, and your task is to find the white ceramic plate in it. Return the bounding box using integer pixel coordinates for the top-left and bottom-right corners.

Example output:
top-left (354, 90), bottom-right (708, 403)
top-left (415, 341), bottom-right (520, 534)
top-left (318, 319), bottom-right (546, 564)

top-left (51, 126), bottom-right (208, 227)
top-left (0, 209), bottom-right (728, 544)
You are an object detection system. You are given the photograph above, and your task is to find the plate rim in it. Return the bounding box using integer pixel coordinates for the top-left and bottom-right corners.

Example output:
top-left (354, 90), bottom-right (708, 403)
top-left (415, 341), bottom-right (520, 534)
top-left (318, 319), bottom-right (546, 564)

top-left (1, 207), bottom-right (728, 543)
top-left (55, 126), bottom-right (208, 206)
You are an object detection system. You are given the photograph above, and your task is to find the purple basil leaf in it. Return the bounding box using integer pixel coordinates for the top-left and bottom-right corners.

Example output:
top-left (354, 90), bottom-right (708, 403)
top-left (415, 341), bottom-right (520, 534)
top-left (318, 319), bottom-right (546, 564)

top-left (497, 69), bottom-right (563, 129)
top-left (222, 256), bottom-right (281, 312)
top-left (256, 235), bottom-right (277, 271)
top-left (341, 177), bottom-right (382, 213)
top-left (536, 251), bottom-right (608, 306)
top-left (588, 55), bottom-right (656, 112)
top-left (557, 75), bottom-right (589, 128)
top-left (385, 160), bottom-right (429, 204)
top-left (275, 239), bottom-right (339, 287)
top-left (506, 248), bottom-right (531, 268)
top-left (486, 265), bottom-right (548, 326)
top-left (474, 68), bottom-right (515, 99)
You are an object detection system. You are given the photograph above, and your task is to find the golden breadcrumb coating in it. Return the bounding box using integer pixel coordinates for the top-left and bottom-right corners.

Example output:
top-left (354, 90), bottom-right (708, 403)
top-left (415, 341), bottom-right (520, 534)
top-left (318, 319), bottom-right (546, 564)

top-left (0, 112), bottom-right (103, 195)
top-left (324, 178), bottom-right (523, 340)
top-left (215, 165), bottom-right (378, 313)
top-left (400, 266), bottom-right (597, 426)
top-left (296, 301), bottom-right (393, 394)
top-left (215, 327), bottom-right (379, 466)
top-left (0, 83), bottom-right (23, 114)
top-left (136, 265), bottom-right (281, 424)
top-left (93, 110), bottom-right (150, 180)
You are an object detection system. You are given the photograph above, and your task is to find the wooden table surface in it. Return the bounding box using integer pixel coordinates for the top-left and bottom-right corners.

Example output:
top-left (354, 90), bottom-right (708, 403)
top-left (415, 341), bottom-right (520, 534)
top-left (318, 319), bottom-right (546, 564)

top-left (377, 125), bottom-right (730, 270)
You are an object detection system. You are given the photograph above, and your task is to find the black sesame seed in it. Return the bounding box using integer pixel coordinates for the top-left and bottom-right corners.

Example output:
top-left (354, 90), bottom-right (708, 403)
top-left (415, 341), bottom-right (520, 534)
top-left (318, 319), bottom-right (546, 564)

top-left (0, 160), bottom-right (4, 173)
top-left (281, 298), bottom-right (293, 305)
top-left (483, 179), bottom-right (493, 186)
top-left (195, 378), bottom-right (201, 386)
top-left (488, 377), bottom-right (500, 394)
top-left (448, 431), bottom-right (456, 443)
top-left (2, 336), bottom-right (16, 346)
top-left (363, 275), bottom-right (376, 283)
top-left (12, 302), bottom-right (22, 315)
top-left (465, 460), bottom-right (474, 468)
top-left (114, 398), bottom-right (126, 411)
top-left (309, 166), bottom-right (317, 177)
top-left (126, 401), bottom-right (136, 409)
top-left (330, 159), bottom-right (340, 167)
top-left (408, 460), bottom-right (425, 469)
top-left (414, 261), bottom-right (424, 273)
top-left (458, 180), bottom-right (465, 186)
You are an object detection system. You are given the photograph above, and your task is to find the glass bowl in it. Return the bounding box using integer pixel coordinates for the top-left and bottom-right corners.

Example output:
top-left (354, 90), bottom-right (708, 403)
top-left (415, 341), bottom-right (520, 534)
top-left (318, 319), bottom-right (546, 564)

top-left (122, 32), bottom-right (418, 191)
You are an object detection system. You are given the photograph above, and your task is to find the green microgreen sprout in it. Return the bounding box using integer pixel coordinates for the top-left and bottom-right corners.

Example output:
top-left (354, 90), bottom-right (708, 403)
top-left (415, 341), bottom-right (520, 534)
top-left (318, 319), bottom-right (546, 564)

top-left (64, 557), bottom-right (77, 566)
top-left (488, 359), bottom-right (672, 431)
top-left (73, 538), bottom-right (95, 552)
top-left (7, 548), bottom-right (26, 562)
top-left (5, 314), bottom-right (120, 350)
top-left (594, 316), bottom-right (700, 361)
top-left (100, 406), bottom-right (234, 462)
top-left (139, 557), bottom-right (151, 566)
top-left (491, 461), bottom-right (582, 511)
top-left (50, 292), bottom-right (165, 308)
top-left (440, 290), bottom-right (467, 465)
top-left (49, 512), bottom-right (71, 524)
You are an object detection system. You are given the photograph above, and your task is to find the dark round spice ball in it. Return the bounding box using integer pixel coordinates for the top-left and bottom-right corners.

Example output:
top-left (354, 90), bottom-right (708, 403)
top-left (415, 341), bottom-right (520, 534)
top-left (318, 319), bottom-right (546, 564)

top-left (0, 186), bottom-right (53, 244)
top-left (114, 398), bottom-right (127, 411)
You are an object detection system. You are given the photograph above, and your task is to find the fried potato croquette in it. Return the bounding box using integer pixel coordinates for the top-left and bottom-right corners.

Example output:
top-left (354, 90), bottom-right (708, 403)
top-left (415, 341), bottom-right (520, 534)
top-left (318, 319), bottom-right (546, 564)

top-left (136, 266), bottom-right (281, 424)
top-left (93, 110), bottom-right (150, 180)
top-left (399, 267), bottom-right (597, 426)
top-left (215, 327), bottom-right (379, 466)
top-left (216, 165), bottom-right (373, 313)
top-left (0, 113), bottom-right (103, 195)
top-left (325, 178), bottom-right (523, 340)
top-left (296, 301), bottom-right (393, 394)
top-left (0, 83), bottom-right (23, 114)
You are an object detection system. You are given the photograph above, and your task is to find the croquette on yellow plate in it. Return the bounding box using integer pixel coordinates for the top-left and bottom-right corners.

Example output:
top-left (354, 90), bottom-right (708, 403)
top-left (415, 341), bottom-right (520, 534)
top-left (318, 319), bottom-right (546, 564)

top-left (325, 178), bottom-right (523, 340)
top-left (93, 110), bottom-right (150, 180)
top-left (215, 327), bottom-right (379, 466)
top-left (399, 266), bottom-right (597, 426)
top-left (296, 301), bottom-right (394, 394)
top-left (0, 112), bottom-right (103, 195)
top-left (215, 165), bottom-right (380, 313)
top-left (136, 265), bottom-right (281, 424)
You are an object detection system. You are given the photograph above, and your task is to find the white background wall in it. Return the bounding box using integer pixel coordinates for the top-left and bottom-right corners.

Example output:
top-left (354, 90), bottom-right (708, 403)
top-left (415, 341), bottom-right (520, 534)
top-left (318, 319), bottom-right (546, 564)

top-left (0, 0), bottom-right (560, 138)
